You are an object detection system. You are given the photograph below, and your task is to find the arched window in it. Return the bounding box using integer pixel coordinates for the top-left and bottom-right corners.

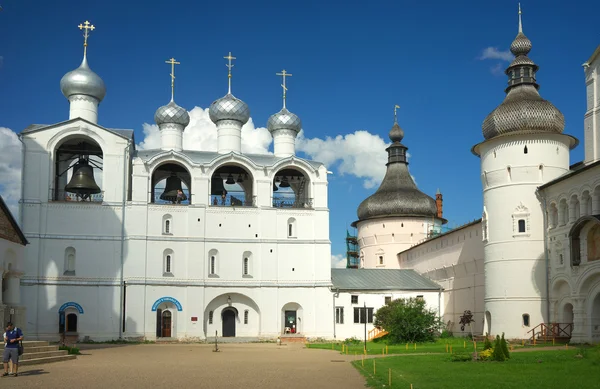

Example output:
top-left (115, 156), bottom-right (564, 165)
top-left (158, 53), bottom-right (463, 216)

top-left (208, 249), bottom-right (219, 277)
top-left (242, 251), bottom-right (252, 277)
top-left (163, 249), bottom-right (174, 275)
top-left (522, 314), bottom-right (530, 327)
top-left (208, 311), bottom-right (214, 324)
top-left (524, 145), bottom-right (528, 154)
top-left (163, 214), bottom-right (173, 235)
top-left (287, 218), bottom-right (297, 238)
top-left (244, 310), bottom-right (249, 324)
top-left (64, 247), bottom-right (76, 276)
top-left (376, 250), bottom-right (385, 266)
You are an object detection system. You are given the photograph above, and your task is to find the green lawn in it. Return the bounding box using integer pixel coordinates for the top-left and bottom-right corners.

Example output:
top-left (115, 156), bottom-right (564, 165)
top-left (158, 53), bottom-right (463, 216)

top-left (306, 338), bottom-right (557, 356)
top-left (351, 348), bottom-right (600, 389)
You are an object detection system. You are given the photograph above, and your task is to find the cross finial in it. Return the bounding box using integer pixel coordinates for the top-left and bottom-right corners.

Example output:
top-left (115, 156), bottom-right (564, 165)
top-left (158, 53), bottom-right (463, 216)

top-left (78, 20), bottom-right (96, 58)
top-left (518, 3), bottom-right (523, 33)
top-left (394, 105), bottom-right (400, 122)
top-left (276, 70), bottom-right (293, 109)
top-left (224, 52), bottom-right (236, 94)
top-left (165, 58), bottom-right (181, 102)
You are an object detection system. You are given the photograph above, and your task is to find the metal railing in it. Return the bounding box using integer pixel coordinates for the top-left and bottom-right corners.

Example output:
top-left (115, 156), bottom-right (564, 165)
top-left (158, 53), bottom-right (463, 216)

top-left (272, 196), bottom-right (313, 209)
top-left (151, 191), bottom-right (192, 205)
top-left (209, 194), bottom-right (256, 207)
top-left (50, 189), bottom-right (104, 203)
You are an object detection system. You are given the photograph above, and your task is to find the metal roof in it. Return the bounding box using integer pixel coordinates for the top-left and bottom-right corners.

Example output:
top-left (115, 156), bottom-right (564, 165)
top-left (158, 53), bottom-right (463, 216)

top-left (331, 269), bottom-right (442, 291)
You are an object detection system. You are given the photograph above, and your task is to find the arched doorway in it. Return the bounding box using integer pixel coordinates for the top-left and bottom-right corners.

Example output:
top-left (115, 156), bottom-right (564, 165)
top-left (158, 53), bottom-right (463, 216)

top-left (562, 303), bottom-right (574, 323)
top-left (592, 293), bottom-right (600, 341)
top-left (160, 310), bottom-right (172, 337)
top-left (281, 302), bottom-right (303, 335)
top-left (222, 309), bottom-right (236, 337)
top-left (484, 311), bottom-right (492, 335)
top-left (66, 313), bottom-right (78, 332)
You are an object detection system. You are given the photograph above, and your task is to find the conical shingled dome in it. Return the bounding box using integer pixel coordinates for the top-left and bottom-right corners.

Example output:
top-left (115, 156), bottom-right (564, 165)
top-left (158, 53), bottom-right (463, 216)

top-left (356, 120), bottom-right (437, 221)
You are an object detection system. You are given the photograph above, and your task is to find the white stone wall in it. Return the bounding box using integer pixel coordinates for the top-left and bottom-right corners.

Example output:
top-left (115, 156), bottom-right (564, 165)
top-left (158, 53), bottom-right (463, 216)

top-left (20, 119), bottom-right (333, 341)
top-left (584, 50), bottom-right (600, 163)
top-left (357, 217), bottom-right (441, 269)
top-left (332, 290), bottom-right (441, 341)
top-left (479, 133), bottom-right (572, 339)
top-left (399, 222), bottom-right (485, 335)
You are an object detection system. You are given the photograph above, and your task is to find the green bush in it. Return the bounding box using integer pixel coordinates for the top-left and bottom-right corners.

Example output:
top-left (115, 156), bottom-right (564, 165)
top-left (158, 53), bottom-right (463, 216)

top-left (59, 346), bottom-right (81, 355)
top-left (492, 335), bottom-right (506, 362)
top-left (451, 352), bottom-right (472, 362)
top-left (440, 330), bottom-right (453, 339)
top-left (374, 297), bottom-right (441, 343)
top-left (500, 333), bottom-right (510, 359)
top-left (344, 337), bottom-right (360, 344)
top-left (484, 333), bottom-right (493, 350)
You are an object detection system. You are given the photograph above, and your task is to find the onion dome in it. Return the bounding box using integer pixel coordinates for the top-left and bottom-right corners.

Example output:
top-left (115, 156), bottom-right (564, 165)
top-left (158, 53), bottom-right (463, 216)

top-left (481, 5), bottom-right (564, 140)
top-left (154, 100), bottom-right (190, 127)
top-left (267, 108), bottom-right (302, 134)
top-left (209, 93), bottom-right (250, 124)
top-left (60, 56), bottom-right (106, 102)
top-left (356, 119), bottom-right (437, 221)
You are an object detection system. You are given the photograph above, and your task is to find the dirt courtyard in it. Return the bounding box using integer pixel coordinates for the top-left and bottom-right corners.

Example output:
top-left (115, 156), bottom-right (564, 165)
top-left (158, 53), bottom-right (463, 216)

top-left (4, 343), bottom-right (367, 389)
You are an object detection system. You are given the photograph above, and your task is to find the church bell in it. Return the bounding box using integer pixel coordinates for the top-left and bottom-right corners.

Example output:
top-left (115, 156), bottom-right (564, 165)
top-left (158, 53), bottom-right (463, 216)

top-left (65, 159), bottom-right (101, 195)
top-left (211, 176), bottom-right (226, 196)
top-left (160, 175), bottom-right (187, 202)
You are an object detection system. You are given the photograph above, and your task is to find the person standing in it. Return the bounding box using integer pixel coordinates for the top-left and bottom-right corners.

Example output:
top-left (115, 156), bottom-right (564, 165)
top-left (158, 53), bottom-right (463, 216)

top-left (3, 323), bottom-right (23, 377)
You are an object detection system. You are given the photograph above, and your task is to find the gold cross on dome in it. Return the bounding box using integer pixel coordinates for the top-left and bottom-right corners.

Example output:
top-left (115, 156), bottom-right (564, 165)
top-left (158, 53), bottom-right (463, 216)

top-left (224, 52), bottom-right (236, 94)
top-left (78, 20), bottom-right (95, 56)
top-left (165, 57), bottom-right (181, 101)
top-left (276, 70), bottom-right (292, 109)
top-left (394, 105), bottom-right (400, 122)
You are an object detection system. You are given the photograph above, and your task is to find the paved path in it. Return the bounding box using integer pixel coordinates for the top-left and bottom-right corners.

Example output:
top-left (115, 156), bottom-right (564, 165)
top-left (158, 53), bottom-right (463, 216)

top-left (3, 343), bottom-right (367, 389)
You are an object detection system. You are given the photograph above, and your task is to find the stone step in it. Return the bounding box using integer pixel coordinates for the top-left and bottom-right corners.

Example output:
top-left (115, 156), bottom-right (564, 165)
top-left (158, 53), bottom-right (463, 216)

top-left (19, 354), bottom-right (77, 366)
top-left (22, 341), bottom-right (50, 348)
top-left (20, 350), bottom-right (70, 361)
top-left (22, 345), bottom-right (59, 353)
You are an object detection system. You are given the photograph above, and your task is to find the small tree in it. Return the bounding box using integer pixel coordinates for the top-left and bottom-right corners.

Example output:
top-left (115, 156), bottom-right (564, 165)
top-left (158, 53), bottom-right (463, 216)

top-left (459, 310), bottom-right (475, 339)
top-left (483, 333), bottom-right (493, 351)
top-left (374, 297), bottom-right (441, 344)
top-left (500, 333), bottom-right (510, 359)
top-left (492, 335), bottom-right (506, 361)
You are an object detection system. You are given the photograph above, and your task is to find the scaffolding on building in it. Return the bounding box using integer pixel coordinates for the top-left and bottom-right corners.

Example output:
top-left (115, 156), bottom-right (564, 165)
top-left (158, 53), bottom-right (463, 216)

top-left (346, 229), bottom-right (360, 268)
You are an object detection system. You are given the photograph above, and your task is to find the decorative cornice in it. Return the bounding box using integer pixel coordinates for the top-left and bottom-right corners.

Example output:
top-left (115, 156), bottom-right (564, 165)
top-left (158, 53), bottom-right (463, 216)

top-left (68, 95), bottom-right (99, 103)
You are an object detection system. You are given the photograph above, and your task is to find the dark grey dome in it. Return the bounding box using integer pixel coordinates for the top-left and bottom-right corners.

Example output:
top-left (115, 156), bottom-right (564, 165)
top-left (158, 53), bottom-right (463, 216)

top-left (481, 11), bottom-right (564, 140)
top-left (356, 119), bottom-right (437, 221)
top-left (267, 108), bottom-right (301, 134)
top-left (154, 101), bottom-right (190, 127)
top-left (209, 93), bottom-right (250, 124)
top-left (60, 56), bottom-right (106, 102)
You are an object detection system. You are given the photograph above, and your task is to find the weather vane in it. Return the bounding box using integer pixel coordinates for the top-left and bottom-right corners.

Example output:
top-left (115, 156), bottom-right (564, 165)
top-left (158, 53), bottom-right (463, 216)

top-left (394, 105), bottom-right (400, 122)
top-left (276, 70), bottom-right (292, 109)
top-left (165, 57), bottom-right (181, 102)
top-left (78, 20), bottom-right (95, 57)
top-left (224, 52), bottom-right (236, 94)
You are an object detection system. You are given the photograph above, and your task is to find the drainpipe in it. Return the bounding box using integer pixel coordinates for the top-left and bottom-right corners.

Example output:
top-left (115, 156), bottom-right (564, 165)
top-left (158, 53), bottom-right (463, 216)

top-left (329, 287), bottom-right (339, 339)
top-left (536, 188), bottom-right (551, 323)
top-left (118, 140), bottom-right (132, 339)
top-left (438, 287), bottom-right (442, 321)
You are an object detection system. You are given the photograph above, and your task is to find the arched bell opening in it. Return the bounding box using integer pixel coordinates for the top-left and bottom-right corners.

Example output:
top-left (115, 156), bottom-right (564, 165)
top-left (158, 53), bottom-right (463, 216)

top-left (210, 164), bottom-right (254, 207)
top-left (272, 168), bottom-right (311, 209)
top-left (151, 162), bottom-right (191, 205)
top-left (53, 136), bottom-right (103, 202)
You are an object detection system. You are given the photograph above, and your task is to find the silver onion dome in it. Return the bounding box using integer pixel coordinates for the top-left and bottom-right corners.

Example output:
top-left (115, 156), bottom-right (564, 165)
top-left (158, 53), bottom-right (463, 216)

top-left (60, 56), bottom-right (106, 102)
top-left (356, 120), bottom-right (437, 221)
top-left (267, 108), bottom-right (302, 134)
top-left (209, 93), bottom-right (250, 124)
top-left (481, 14), bottom-right (564, 140)
top-left (154, 101), bottom-right (190, 127)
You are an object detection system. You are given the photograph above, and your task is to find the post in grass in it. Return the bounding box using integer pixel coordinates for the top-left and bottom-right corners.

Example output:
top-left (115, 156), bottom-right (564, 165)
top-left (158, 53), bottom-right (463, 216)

top-left (386, 345), bottom-right (389, 354)
top-left (342, 344), bottom-right (345, 353)
top-left (473, 340), bottom-right (477, 350)
top-left (450, 345), bottom-right (453, 354)
top-left (464, 340), bottom-right (466, 348)
top-left (373, 359), bottom-right (376, 374)
top-left (388, 368), bottom-right (391, 386)
top-left (553, 338), bottom-right (555, 346)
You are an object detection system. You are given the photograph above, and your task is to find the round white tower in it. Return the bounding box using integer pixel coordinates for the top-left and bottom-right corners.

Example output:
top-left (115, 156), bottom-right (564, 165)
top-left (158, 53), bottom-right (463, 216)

top-left (155, 58), bottom-right (190, 152)
top-left (267, 70), bottom-right (301, 157)
top-left (209, 52), bottom-right (250, 154)
top-left (353, 113), bottom-right (446, 269)
top-left (60, 21), bottom-right (105, 124)
top-left (472, 6), bottom-right (578, 339)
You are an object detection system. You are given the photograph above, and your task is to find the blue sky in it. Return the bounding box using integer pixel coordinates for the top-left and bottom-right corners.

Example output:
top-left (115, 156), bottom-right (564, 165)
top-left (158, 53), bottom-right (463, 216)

top-left (0, 0), bottom-right (598, 262)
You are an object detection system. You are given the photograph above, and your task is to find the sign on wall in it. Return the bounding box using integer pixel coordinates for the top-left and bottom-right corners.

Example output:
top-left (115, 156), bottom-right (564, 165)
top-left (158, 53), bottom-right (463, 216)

top-left (58, 302), bottom-right (84, 314)
top-left (151, 296), bottom-right (183, 312)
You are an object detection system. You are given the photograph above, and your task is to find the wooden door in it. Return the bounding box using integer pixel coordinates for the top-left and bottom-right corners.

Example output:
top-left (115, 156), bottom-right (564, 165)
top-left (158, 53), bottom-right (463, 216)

top-left (222, 309), bottom-right (236, 337)
top-left (162, 310), bottom-right (172, 338)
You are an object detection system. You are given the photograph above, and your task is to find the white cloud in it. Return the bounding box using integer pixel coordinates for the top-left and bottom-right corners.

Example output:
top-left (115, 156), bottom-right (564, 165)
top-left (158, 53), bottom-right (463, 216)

top-left (331, 253), bottom-right (346, 269)
top-left (138, 106), bottom-right (272, 154)
top-left (297, 130), bottom-right (388, 189)
top-left (0, 127), bottom-right (22, 218)
top-left (479, 47), bottom-right (513, 62)
top-left (490, 63), bottom-right (505, 76)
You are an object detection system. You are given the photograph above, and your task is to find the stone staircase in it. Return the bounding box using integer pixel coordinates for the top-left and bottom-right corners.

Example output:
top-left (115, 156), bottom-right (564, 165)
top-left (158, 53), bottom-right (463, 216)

top-left (2, 341), bottom-right (76, 366)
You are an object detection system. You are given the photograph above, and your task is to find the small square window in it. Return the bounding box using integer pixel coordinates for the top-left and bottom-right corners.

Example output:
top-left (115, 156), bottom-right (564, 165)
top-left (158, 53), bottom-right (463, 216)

top-left (244, 310), bottom-right (249, 325)
top-left (518, 219), bottom-right (526, 233)
top-left (385, 296), bottom-right (392, 305)
top-left (209, 311), bottom-right (213, 324)
top-left (378, 256), bottom-right (384, 265)
top-left (416, 295), bottom-right (424, 301)
top-left (351, 295), bottom-right (358, 304)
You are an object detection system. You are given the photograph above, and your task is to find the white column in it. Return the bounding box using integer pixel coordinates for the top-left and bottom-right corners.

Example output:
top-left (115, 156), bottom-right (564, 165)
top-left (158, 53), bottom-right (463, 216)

top-left (68, 95), bottom-right (99, 123)
top-left (570, 297), bottom-right (586, 343)
top-left (3, 273), bottom-right (21, 305)
top-left (217, 120), bottom-right (242, 154)
top-left (273, 130), bottom-right (297, 157)
top-left (160, 124), bottom-right (184, 152)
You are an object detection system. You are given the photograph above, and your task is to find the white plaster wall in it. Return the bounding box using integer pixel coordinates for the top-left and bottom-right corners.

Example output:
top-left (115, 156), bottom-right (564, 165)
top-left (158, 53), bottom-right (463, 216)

top-left (584, 52), bottom-right (600, 163)
top-left (273, 130), bottom-right (297, 157)
top-left (357, 217), bottom-right (441, 269)
top-left (332, 291), bottom-right (441, 340)
top-left (479, 133), bottom-right (572, 339)
top-left (399, 222), bottom-right (485, 335)
top-left (216, 121), bottom-right (242, 154)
